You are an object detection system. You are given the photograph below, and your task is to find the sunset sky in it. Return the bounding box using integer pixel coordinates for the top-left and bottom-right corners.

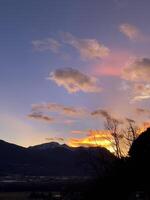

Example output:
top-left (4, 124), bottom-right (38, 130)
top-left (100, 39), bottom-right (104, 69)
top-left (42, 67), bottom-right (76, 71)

top-left (0, 0), bottom-right (150, 147)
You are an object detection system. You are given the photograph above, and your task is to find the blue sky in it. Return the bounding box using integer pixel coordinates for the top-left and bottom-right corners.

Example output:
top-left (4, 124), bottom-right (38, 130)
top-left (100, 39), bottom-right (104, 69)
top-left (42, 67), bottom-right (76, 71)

top-left (0, 0), bottom-right (150, 147)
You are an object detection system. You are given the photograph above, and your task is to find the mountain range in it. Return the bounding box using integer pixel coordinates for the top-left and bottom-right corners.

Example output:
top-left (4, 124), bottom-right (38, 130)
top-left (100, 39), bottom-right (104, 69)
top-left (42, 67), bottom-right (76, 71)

top-left (0, 140), bottom-right (115, 177)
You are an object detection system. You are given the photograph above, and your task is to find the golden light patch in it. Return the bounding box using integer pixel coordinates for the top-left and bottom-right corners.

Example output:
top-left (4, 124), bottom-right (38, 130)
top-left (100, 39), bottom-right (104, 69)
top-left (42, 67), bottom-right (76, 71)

top-left (68, 130), bottom-right (114, 152)
top-left (138, 122), bottom-right (150, 134)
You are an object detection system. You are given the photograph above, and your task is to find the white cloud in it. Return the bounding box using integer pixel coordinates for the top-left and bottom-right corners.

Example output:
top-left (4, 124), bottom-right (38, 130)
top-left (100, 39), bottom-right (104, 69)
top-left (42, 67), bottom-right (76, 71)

top-left (122, 58), bottom-right (150, 82)
top-left (121, 57), bottom-right (150, 102)
top-left (62, 32), bottom-right (110, 60)
top-left (132, 84), bottom-right (150, 102)
top-left (119, 23), bottom-right (141, 40)
top-left (49, 68), bottom-right (102, 93)
top-left (32, 38), bottom-right (61, 53)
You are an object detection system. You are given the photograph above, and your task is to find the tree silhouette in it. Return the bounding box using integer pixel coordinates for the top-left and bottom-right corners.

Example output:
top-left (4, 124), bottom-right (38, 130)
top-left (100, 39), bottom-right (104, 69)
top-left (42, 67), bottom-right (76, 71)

top-left (104, 116), bottom-right (123, 158)
top-left (129, 128), bottom-right (150, 159)
top-left (104, 117), bottom-right (139, 158)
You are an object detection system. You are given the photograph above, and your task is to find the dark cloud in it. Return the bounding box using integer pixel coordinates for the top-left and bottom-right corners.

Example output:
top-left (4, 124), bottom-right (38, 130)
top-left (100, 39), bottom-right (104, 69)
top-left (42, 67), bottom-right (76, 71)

top-left (91, 109), bottom-right (111, 119)
top-left (91, 109), bottom-right (123, 124)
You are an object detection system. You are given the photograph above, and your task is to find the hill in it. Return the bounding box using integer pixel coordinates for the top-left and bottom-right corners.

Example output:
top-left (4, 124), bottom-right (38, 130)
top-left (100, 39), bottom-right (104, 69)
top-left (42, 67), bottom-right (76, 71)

top-left (0, 140), bottom-right (115, 177)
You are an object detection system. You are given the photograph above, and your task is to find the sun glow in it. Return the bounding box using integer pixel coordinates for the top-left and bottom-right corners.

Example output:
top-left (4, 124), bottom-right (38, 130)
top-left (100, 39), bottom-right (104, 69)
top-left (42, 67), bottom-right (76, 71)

top-left (68, 125), bottom-right (150, 154)
top-left (68, 130), bottom-right (114, 152)
top-left (139, 122), bottom-right (150, 134)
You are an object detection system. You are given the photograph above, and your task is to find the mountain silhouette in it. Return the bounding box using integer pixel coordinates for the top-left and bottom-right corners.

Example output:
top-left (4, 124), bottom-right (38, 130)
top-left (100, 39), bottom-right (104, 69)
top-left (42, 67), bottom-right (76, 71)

top-left (0, 140), bottom-right (115, 177)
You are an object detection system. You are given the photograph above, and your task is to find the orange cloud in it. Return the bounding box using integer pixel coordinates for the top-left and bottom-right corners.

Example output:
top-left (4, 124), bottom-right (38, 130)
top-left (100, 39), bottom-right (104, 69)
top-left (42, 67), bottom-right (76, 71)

top-left (68, 130), bottom-right (114, 152)
top-left (67, 120), bottom-right (150, 155)
top-left (71, 130), bottom-right (86, 134)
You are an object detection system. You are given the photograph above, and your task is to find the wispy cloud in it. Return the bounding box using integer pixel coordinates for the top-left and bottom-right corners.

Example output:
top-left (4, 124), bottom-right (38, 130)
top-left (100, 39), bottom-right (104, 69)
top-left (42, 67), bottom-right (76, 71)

top-left (32, 38), bottom-right (61, 53)
top-left (49, 68), bottom-right (102, 93)
top-left (31, 102), bottom-right (87, 117)
top-left (71, 130), bottom-right (87, 134)
top-left (91, 50), bottom-right (132, 77)
top-left (132, 84), bottom-right (150, 102)
top-left (119, 23), bottom-right (142, 41)
top-left (62, 119), bottom-right (75, 125)
top-left (119, 23), bottom-right (150, 42)
top-left (91, 108), bottom-right (123, 124)
top-left (91, 109), bottom-right (112, 119)
top-left (62, 32), bottom-right (110, 60)
top-left (45, 137), bottom-right (64, 142)
top-left (28, 102), bottom-right (89, 126)
top-left (28, 112), bottom-right (54, 123)
top-left (135, 108), bottom-right (150, 116)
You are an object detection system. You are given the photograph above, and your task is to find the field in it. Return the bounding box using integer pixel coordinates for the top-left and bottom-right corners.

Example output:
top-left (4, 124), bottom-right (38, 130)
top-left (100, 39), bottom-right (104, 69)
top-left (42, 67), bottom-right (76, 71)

top-left (0, 192), bottom-right (30, 200)
top-left (0, 192), bottom-right (60, 200)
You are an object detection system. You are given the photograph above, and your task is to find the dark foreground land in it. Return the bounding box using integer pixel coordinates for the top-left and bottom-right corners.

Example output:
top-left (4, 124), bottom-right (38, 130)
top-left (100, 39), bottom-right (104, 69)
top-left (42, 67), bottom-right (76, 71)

top-left (0, 176), bottom-right (91, 200)
top-left (0, 192), bottom-right (38, 200)
top-left (1, 128), bottom-right (150, 199)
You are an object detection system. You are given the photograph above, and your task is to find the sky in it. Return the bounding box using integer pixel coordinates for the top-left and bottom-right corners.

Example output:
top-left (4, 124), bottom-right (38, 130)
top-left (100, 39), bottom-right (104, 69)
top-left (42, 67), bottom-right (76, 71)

top-left (0, 0), bottom-right (150, 148)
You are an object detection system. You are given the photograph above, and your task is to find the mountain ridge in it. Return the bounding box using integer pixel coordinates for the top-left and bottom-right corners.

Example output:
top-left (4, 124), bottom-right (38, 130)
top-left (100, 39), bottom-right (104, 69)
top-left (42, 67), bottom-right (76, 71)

top-left (0, 139), bottom-right (115, 177)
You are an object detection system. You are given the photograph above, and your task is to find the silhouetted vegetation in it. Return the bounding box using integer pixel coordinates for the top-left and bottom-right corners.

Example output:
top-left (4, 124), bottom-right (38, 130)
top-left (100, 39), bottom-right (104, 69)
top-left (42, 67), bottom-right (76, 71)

top-left (84, 128), bottom-right (150, 200)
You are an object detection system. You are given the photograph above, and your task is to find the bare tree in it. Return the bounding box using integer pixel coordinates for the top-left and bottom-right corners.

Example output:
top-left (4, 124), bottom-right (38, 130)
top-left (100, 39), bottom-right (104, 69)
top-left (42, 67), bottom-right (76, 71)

top-left (104, 116), bottom-right (124, 158)
top-left (123, 118), bottom-right (139, 150)
top-left (104, 117), bottom-right (140, 158)
top-left (91, 109), bottom-right (140, 158)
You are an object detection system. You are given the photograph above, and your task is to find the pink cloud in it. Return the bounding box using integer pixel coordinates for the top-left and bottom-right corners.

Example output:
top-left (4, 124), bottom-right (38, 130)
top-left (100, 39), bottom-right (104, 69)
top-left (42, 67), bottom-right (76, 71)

top-left (91, 50), bottom-right (132, 77)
